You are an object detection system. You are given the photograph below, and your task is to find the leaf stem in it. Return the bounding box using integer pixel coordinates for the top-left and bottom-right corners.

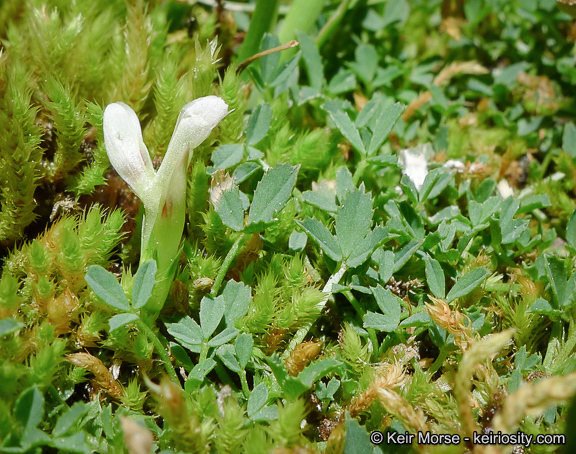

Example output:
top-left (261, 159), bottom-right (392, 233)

top-left (353, 159), bottom-right (368, 185)
top-left (199, 342), bottom-right (209, 363)
top-left (137, 319), bottom-right (179, 384)
top-left (316, 0), bottom-right (352, 48)
top-left (343, 290), bottom-right (365, 317)
top-left (428, 348), bottom-right (448, 376)
top-left (240, 369), bottom-right (250, 398)
top-left (211, 234), bottom-right (246, 296)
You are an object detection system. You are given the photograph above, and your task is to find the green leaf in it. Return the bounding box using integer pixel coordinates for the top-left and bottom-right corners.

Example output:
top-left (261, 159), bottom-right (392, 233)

top-left (246, 103), bottom-right (272, 145)
top-left (349, 44), bottom-right (378, 82)
top-left (247, 163), bottom-right (299, 226)
top-left (214, 186), bottom-right (245, 231)
top-left (327, 70), bottom-right (356, 95)
top-left (343, 412), bottom-right (375, 454)
top-left (468, 197), bottom-right (500, 227)
top-left (233, 162), bottom-right (260, 184)
top-left (53, 402), bottom-right (89, 437)
top-left (499, 196), bottom-right (528, 242)
top-left (207, 327), bottom-right (239, 347)
top-left (419, 168), bottom-right (452, 203)
top-left (378, 250), bottom-right (395, 283)
top-left (109, 313), bottom-right (139, 332)
top-left (367, 102), bottom-right (405, 155)
top-left (51, 432), bottom-right (88, 453)
top-left (217, 344), bottom-right (241, 373)
top-left (222, 280), bottom-right (252, 326)
top-left (14, 385), bottom-right (44, 431)
top-left (366, 154), bottom-right (399, 168)
top-left (185, 359), bottom-right (217, 392)
top-left (211, 144), bottom-right (244, 170)
top-left (247, 383), bottom-right (269, 418)
top-left (302, 190), bottom-right (337, 213)
top-left (424, 254), bottom-right (445, 298)
top-left (235, 333), bottom-right (253, 370)
top-left (323, 101), bottom-right (366, 155)
top-left (85, 265), bottom-right (130, 312)
top-left (297, 32), bottom-right (323, 89)
top-left (336, 167), bottom-right (355, 203)
top-left (200, 295), bottom-right (225, 340)
top-left (0, 318), bottom-right (24, 337)
top-left (544, 255), bottom-right (572, 307)
top-left (446, 267), bottom-right (489, 302)
top-left (297, 359), bottom-right (342, 388)
top-left (297, 218), bottom-right (342, 262)
top-left (132, 260), bottom-right (157, 310)
top-left (289, 230), bottom-right (307, 252)
top-left (258, 34), bottom-right (281, 82)
top-left (527, 298), bottom-right (562, 317)
top-left (266, 355), bottom-right (309, 400)
top-left (249, 406), bottom-right (278, 422)
top-left (166, 317), bottom-right (203, 352)
top-left (363, 286), bottom-right (401, 332)
top-left (336, 187), bottom-right (373, 259)
top-left (364, 312), bottom-right (396, 332)
top-left (347, 227), bottom-right (386, 268)
top-left (400, 311), bottom-right (431, 327)
top-left (270, 51), bottom-right (301, 87)
top-left (356, 96), bottom-right (384, 127)
top-left (399, 174), bottom-right (419, 205)
top-left (316, 378), bottom-right (340, 401)
top-left (518, 194), bottom-right (551, 214)
top-left (393, 239), bottom-right (423, 272)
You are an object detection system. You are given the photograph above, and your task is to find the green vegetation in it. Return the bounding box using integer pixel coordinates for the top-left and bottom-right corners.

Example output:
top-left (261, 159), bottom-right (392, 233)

top-left (1, 0), bottom-right (576, 452)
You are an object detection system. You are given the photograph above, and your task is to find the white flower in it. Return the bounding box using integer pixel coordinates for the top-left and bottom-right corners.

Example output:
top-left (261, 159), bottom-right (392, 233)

top-left (104, 96), bottom-right (229, 261)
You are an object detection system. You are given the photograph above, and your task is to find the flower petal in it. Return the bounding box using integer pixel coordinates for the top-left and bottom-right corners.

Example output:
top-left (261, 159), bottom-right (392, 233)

top-left (103, 102), bottom-right (155, 198)
top-left (160, 96), bottom-right (229, 173)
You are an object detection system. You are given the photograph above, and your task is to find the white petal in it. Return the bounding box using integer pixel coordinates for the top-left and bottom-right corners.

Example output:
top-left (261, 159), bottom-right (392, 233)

top-left (156, 96), bottom-right (229, 187)
top-left (400, 145), bottom-right (430, 191)
top-left (103, 102), bottom-right (155, 198)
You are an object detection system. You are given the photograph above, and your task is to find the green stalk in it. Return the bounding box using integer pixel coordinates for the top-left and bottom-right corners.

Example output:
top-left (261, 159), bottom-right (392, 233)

top-left (316, 0), bottom-right (351, 48)
top-left (428, 348), bottom-right (449, 376)
top-left (237, 0), bottom-right (280, 64)
top-left (278, 0), bottom-right (325, 45)
top-left (343, 290), bottom-right (364, 317)
top-left (240, 370), bottom-right (250, 398)
top-left (137, 319), bottom-right (179, 383)
top-left (353, 159), bottom-right (368, 185)
top-left (211, 234), bottom-right (246, 296)
top-left (199, 342), bottom-right (209, 363)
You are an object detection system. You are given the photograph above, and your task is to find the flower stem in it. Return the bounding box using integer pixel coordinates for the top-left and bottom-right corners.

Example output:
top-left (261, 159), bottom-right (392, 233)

top-left (316, 0), bottom-right (352, 48)
top-left (211, 234), bottom-right (246, 296)
top-left (137, 318), bottom-right (179, 384)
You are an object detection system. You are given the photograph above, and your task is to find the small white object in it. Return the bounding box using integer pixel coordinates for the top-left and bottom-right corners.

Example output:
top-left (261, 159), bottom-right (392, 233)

top-left (497, 179), bottom-right (514, 198)
top-left (400, 144), bottom-right (430, 191)
top-left (444, 159), bottom-right (465, 172)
